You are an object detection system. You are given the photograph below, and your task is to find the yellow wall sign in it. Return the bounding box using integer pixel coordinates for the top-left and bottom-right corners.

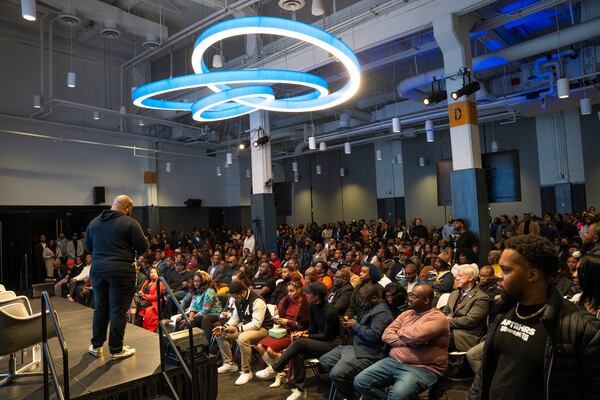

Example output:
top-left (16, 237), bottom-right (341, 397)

top-left (448, 100), bottom-right (478, 128)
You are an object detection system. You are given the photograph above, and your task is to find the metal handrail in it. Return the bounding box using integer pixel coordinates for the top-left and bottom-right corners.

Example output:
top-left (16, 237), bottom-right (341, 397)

top-left (157, 277), bottom-right (199, 400)
top-left (41, 291), bottom-right (70, 400)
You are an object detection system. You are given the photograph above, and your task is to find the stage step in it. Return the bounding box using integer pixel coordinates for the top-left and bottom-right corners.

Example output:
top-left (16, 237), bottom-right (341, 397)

top-left (151, 396), bottom-right (173, 400)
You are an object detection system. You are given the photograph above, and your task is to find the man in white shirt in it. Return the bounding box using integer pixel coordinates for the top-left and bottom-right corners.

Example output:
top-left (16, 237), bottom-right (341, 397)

top-left (243, 229), bottom-right (256, 254)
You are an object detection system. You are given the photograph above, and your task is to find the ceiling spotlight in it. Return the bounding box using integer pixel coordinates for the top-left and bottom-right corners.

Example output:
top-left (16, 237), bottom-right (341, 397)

top-left (142, 34), bottom-right (161, 50)
top-left (423, 78), bottom-right (446, 105)
top-left (319, 141), bottom-right (327, 151)
top-left (308, 136), bottom-right (317, 150)
top-left (93, 111), bottom-right (100, 120)
top-left (557, 78), bottom-right (570, 99)
top-left (21, 0), bottom-right (36, 21)
top-left (239, 140), bottom-right (250, 150)
top-left (311, 0), bottom-right (324, 16)
top-left (252, 135), bottom-right (270, 147)
top-left (451, 80), bottom-right (480, 100)
top-left (67, 71), bottom-right (76, 88)
top-left (392, 117), bottom-right (401, 133)
top-left (33, 94), bottom-right (41, 109)
top-left (580, 97), bottom-right (591, 115)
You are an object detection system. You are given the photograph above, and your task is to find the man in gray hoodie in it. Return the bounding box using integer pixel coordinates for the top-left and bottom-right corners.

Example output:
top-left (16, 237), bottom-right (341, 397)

top-left (85, 195), bottom-right (148, 360)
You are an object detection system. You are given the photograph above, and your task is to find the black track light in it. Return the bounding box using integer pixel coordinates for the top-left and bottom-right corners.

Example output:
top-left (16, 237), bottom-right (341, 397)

top-left (252, 135), bottom-right (270, 147)
top-left (451, 80), bottom-right (480, 100)
top-left (423, 77), bottom-right (446, 106)
top-left (239, 140), bottom-right (251, 150)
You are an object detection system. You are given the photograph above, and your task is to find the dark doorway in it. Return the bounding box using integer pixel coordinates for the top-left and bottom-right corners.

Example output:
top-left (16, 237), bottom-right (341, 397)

top-left (208, 208), bottom-right (224, 230)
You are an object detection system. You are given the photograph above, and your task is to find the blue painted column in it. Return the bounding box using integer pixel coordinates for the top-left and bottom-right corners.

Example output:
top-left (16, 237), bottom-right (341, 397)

top-left (249, 110), bottom-right (277, 253)
top-left (434, 14), bottom-right (490, 261)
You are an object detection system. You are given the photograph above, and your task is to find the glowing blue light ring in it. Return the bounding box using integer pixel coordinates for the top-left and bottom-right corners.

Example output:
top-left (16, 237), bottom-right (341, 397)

top-left (191, 16), bottom-right (361, 112)
top-left (191, 86), bottom-right (275, 121)
top-left (131, 69), bottom-right (329, 113)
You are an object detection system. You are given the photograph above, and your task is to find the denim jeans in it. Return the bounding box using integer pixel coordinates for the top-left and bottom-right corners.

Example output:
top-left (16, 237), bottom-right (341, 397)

top-left (354, 357), bottom-right (438, 400)
top-left (319, 345), bottom-right (376, 399)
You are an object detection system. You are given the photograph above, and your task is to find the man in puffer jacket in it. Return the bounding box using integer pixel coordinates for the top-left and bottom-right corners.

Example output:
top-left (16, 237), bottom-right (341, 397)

top-left (469, 235), bottom-right (600, 400)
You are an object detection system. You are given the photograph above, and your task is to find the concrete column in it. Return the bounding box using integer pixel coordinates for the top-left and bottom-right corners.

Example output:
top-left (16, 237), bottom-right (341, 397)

top-left (434, 14), bottom-right (489, 260)
top-left (249, 110), bottom-right (277, 253)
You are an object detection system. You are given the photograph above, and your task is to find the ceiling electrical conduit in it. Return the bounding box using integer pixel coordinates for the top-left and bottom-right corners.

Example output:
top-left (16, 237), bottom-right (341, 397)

top-left (397, 17), bottom-right (600, 100)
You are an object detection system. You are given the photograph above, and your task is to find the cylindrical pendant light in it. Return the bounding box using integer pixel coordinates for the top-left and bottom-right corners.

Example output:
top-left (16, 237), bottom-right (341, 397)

top-left (425, 120), bottom-right (434, 142)
top-left (397, 152), bottom-right (403, 164)
top-left (392, 117), bottom-right (401, 133)
top-left (308, 136), bottom-right (317, 150)
top-left (226, 152), bottom-right (233, 165)
top-left (139, 119), bottom-right (144, 127)
top-left (311, 0), bottom-right (324, 16)
top-left (319, 141), bottom-right (327, 151)
top-left (344, 142), bottom-right (351, 155)
top-left (292, 161), bottom-right (298, 172)
top-left (294, 171), bottom-right (299, 182)
top-left (216, 166), bottom-right (222, 176)
top-left (491, 140), bottom-right (499, 152)
top-left (119, 105), bottom-right (126, 114)
top-left (339, 168), bottom-right (345, 177)
top-left (33, 95), bottom-right (41, 109)
top-left (316, 164), bottom-right (322, 175)
top-left (21, 0), bottom-right (36, 21)
top-left (376, 149), bottom-right (382, 161)
top-left (165, 162), bottom-right (172, 173)
top-left (93, 111), bottom-right (100, 120)
top-left (246, 169), bottom-right (251, 178)
top-left (67, 71), bottom-right (76, 88)
top-left (557, 78), bottom-right (570, 99)
top-left (419, 156), bottom-right (425, 167)
top-left (580, 97), bottom-right (592, 115)
top-left (212, 53), bottom-right (223, 68)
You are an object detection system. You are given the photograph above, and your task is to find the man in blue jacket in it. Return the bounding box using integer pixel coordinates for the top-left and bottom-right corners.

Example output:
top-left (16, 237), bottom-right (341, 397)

top-left (85, 195), bottom-right (148, 360)
top-left (319, 283), bottom-right (394, 399)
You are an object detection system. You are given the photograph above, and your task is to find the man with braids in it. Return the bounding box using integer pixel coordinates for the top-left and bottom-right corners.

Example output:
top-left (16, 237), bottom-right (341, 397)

top-left (469, 235), bottom-right (600, 400)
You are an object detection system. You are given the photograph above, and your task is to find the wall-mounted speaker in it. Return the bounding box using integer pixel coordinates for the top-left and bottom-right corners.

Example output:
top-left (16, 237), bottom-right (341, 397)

top-left (93, 186), bottom-right (106, 204)
top-left (184, 199), bottom-right (202, 207)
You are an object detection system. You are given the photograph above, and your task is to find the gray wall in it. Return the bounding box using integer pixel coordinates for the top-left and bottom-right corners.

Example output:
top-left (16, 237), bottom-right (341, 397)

top-left (581, 104), bottom-right (600, 208)
top-left (282, 144), bottom-right (378, 225)
top-left (402, 116), bottom-right (542, 227)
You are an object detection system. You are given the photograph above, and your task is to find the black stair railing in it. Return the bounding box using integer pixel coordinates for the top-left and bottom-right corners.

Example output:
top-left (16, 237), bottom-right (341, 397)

top-left (156, 277), bottom-right (199, 400)
top-left (41, 291), bottom-right (70, 400)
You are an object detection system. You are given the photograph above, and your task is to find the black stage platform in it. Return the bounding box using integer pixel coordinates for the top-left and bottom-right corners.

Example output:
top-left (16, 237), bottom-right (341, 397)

top-left (0, 297), bottom-right (217, 400)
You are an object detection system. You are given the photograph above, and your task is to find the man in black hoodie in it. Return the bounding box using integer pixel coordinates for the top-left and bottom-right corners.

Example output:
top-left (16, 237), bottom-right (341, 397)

top-left (85, 195), bottom-right (148, 360)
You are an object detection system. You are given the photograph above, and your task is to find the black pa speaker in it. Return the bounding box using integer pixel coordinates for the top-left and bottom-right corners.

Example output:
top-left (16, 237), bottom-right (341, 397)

top-left (93, 186), bottom-right (106, 204)
top-left (184, 199), bottom-right (202, 207)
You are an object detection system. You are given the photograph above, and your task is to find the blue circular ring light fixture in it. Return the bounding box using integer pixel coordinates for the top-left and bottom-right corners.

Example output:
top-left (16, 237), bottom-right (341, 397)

top-left (132, 16), bottom-right (360, 121)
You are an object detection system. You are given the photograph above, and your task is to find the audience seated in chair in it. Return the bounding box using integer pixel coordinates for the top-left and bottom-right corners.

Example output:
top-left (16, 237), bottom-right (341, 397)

top-left (176, 271), bottom-right (222, 343)
top-left (354, 285), bottom-right (450, 399)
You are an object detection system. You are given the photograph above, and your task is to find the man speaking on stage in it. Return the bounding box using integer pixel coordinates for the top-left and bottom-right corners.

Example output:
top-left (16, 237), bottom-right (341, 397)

top-left (85, 194), bottom-right (148, 360)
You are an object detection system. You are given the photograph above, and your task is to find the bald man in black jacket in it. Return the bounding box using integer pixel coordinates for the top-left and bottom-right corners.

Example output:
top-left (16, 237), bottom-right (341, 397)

top-left (85, 195), bottom-right (148, 360)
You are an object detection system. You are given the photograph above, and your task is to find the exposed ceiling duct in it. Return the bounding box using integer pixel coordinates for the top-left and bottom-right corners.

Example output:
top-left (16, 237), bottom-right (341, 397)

top-left (397, 16), bottom-right (600, 101)
top-left (41, 0), bottom-right (167, 40)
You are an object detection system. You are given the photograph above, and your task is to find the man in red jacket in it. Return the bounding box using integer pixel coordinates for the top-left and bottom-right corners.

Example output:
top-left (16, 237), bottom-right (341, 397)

top-left (354, 284), bottom-right (450, 399)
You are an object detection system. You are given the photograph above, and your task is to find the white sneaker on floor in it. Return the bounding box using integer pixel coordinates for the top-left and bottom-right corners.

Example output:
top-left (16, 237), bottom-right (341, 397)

top-left (255, 365), bottom-right (275, 380)
top-left (88, 345), bottom-right (103, 357)
top-left (217, 363), bottom-right (239, 374)
top-left (286, 388), bottom-right (306, 400)
top-left (269, 371), bottom-right (285, 388)
top-left (111, 345), bottom-right (135, 360)
top-left (235, 371), bottom-right (253, 385)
